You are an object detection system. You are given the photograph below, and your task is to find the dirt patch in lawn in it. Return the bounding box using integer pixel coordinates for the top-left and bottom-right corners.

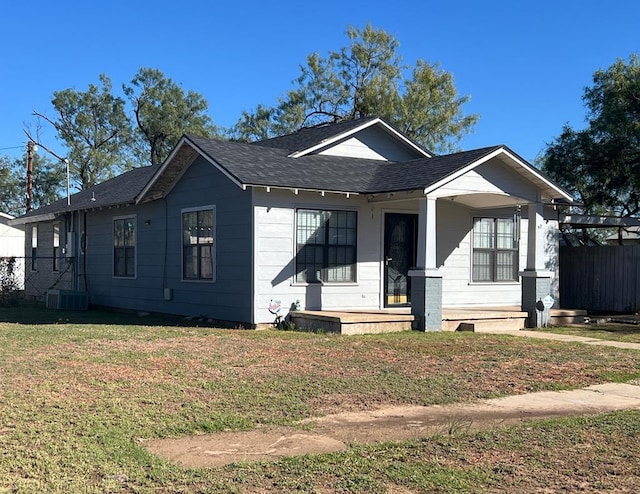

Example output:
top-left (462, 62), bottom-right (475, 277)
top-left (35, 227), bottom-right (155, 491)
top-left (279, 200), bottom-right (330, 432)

top-left (145, 383), bottom-right (640, 468)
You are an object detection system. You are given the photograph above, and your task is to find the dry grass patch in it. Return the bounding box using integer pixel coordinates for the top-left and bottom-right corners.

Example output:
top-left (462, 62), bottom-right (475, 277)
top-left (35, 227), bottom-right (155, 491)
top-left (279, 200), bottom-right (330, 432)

top-left (1, 304), bottom-right (640, 492)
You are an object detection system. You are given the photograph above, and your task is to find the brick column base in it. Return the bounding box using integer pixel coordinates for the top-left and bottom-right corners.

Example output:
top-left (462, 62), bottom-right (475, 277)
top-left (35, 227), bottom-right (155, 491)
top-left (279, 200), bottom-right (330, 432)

top-left (521, 271), bottom-right (552, 328)
top-left (409, 269), bottom-right (442, 331)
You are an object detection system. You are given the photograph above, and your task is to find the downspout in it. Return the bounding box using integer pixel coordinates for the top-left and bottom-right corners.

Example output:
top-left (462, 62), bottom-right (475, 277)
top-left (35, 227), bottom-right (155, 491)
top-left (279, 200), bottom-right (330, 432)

top-left (163, 197), bottom-right (169, 296)
top-left (83, 211), bottom-right (88, 292)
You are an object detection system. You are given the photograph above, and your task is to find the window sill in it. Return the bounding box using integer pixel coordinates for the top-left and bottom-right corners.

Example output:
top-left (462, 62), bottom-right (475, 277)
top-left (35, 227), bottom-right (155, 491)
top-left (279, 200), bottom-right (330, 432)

top-left (291, 281), bottom-right (358, 287)
top-left (181, 279), bottom-right (216, 283)
top-left (468, 281), bottom-right (520, 286)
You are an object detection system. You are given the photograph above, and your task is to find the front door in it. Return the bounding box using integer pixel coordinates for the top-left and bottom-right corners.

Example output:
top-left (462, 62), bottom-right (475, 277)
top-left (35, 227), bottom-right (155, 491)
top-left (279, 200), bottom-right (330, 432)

top-left (384, 213), bottom-right (418, 307)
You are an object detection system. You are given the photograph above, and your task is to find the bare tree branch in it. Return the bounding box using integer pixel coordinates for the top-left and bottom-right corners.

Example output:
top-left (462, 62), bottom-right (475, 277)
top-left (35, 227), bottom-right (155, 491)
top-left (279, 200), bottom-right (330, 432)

top-left (23, 127), bottom-right (67, 163)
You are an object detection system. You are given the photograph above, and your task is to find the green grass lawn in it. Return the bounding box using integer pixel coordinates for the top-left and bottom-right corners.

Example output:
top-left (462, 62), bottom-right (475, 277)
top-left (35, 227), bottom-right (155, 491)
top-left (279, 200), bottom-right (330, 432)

top-left (1, 303), bottom-right (640, 493)
top-left (543, 322), bottom-right (640, 344)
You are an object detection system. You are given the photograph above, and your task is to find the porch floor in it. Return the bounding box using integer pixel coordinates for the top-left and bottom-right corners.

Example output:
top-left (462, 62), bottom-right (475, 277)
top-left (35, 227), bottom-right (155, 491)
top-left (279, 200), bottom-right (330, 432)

top-left (289, 306), bottom-right (587, 335)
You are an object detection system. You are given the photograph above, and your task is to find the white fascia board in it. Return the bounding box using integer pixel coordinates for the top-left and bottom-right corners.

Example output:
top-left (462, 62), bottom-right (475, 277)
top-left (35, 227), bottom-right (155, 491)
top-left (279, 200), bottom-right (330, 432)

top-left (290, 118), bottom-right (431, 159)
top-left (499, 148), bottom-right (574, 202)
top-left (249, 184), bottom-right (359, 197)
top-left (423, 147), bottom-right (574, 202)
top-left (8, 213), bottom-right (56, 226)
top-left (423, 147), bottom-right (505, 195)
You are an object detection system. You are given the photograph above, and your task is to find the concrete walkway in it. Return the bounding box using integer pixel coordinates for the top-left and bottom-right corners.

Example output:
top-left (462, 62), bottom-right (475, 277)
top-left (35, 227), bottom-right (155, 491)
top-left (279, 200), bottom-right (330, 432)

top-left (488, 329), bottom-right (640, 350)
top-left (147, 329), bottom-right (640, 468)
top-left (147, 382), bottom-right (640, 468)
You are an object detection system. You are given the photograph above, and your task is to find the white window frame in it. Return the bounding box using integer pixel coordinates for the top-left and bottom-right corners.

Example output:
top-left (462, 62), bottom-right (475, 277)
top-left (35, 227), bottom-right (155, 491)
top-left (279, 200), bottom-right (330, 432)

top-left (52, 222), bottom-right (60, 272)
top-left (113, 215), bottom-right (137, 279)
top-left (471, 217), bottom-right (519, 283)
top-left (31, 225), bottom-right (37, 272)
top-left (294, 208), bottom-right (358, 284)
top-left (181, 205), bottom-right (216, 283)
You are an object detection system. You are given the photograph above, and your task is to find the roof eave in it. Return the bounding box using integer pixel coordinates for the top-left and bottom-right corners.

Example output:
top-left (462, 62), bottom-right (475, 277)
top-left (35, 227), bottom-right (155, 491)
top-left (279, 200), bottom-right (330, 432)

top-left (423, 146), bottom-right (574, 202)
top-left (8, 212), bottom-right (57, 226)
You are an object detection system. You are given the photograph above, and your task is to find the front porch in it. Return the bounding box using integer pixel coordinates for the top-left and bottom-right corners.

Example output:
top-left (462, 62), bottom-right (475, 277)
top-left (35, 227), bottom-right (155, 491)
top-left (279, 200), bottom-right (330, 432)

top-left (289, 307), bottom-right (586, 335)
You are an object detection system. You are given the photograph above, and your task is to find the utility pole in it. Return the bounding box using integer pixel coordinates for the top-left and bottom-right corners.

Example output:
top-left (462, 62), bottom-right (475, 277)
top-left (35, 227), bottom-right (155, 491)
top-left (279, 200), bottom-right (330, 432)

top-left (26, 141), bottom-right (36, 212)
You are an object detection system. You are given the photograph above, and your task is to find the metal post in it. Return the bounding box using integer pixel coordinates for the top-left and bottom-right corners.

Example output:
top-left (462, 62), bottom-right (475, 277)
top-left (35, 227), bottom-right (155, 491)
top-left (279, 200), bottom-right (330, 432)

top-left (26, 141), bottom-right (35, 212)
top-left (64, 159), bottom-right (70, 205)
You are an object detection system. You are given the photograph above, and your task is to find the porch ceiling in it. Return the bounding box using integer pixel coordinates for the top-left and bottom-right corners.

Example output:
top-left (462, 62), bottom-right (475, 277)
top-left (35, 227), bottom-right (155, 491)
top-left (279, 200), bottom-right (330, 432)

top-left (444, 192), bottom-right (523, 209)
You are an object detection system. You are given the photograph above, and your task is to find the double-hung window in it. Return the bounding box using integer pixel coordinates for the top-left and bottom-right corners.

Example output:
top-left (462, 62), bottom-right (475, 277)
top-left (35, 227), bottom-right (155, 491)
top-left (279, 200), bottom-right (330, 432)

top-left (472, 218), bottom-right (519, 282)
top-left (31, 225), bottom-right (37, 271)
top-left (113, 216), bottom-right (136, 278)
top-left (296, 209), bottom-right (357, 283)
top-left (182, 207), bottom-right (215, 281)
top-left (52, 223), bottom-right (60, 272)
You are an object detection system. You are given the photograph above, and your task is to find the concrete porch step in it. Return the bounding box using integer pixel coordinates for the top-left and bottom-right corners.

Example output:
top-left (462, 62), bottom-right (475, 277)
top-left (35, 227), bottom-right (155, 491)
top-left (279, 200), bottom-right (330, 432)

top-left (289, 310), bottom-right (414, 335)
top-left (442, 308), bottom-right (528, 332)
top-left (288, 307), bottom-right (587, 335)
top-left (550, 309), bottom-right (587, 325)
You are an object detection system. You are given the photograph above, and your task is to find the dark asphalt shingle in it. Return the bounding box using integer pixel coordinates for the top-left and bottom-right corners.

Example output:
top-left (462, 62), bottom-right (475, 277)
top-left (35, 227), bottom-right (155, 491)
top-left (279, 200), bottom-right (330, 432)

top-left (14, 118), bottom-right (519, 221)
top-left (186, 134), bottom-right (501, 194)
top-left (16, 165), bottom-right (158, 220)
top-left (253, 117), bottom-right (380, 153)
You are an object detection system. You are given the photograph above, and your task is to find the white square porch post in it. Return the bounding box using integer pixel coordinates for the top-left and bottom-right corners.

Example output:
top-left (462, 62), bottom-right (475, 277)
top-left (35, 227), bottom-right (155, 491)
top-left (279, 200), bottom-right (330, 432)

top-left (409, 196), bottom-right (442, 331)
top-left (520, 201), bottom-right (553, 327)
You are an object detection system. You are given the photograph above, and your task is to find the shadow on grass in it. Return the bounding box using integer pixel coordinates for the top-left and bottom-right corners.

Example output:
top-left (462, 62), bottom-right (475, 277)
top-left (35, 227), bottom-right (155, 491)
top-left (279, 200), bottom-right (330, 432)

top-left (0, 300), bottom-right (220, 328)
top-left (591, 324), bottom-right (640, 336)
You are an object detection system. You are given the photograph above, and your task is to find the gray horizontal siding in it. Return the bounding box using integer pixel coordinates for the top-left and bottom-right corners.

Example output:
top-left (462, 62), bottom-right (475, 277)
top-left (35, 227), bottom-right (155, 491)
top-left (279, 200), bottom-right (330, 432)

top-left (85, 156), bottom-right (253, 323)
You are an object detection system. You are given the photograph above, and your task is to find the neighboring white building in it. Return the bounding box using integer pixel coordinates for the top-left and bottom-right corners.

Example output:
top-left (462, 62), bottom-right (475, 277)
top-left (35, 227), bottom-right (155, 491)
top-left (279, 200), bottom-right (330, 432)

top-left (0, 212), bottom-right (25, 289)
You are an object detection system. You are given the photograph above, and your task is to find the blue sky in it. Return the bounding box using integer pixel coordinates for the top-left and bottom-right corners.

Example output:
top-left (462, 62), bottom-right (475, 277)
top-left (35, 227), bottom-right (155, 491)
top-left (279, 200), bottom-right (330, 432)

top-left (0, 0), bottom-right (638, 166)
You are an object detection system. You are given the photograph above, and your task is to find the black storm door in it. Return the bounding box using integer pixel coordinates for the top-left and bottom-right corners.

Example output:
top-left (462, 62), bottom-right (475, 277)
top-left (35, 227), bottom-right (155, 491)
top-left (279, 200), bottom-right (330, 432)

top-left (384, 213), bottom-right (418, 307)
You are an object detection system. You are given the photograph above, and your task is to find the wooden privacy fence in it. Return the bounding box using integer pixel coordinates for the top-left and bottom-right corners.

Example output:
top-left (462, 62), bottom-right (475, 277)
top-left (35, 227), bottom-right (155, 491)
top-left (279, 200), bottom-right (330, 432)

top-left (560, 245), bottom-right (640, 313)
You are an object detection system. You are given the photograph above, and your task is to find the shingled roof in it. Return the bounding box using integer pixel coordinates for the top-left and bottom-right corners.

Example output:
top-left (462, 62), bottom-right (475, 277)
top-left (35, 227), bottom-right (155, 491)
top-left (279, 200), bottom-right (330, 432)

top-left (183, 135), bottom-right (501, 195)
top-left (11, 117), bottom-right (572, 224)
top-left (253, 116), bottom-right (430, 158)
top-left (12, 165), bottom-right (158, 224)
top-left (254, 117), bottom-right (380, 153)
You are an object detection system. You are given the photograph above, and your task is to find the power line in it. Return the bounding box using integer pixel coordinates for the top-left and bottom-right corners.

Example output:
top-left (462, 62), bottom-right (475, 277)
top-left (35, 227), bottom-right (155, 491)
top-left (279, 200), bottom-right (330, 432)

top-left (0, 145), bottom-right (24, 151)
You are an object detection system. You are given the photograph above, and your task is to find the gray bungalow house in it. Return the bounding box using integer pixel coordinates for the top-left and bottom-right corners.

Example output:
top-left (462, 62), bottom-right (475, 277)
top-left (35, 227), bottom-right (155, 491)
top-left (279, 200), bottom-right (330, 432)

top-left (11, 117), bottom-right (573, 330)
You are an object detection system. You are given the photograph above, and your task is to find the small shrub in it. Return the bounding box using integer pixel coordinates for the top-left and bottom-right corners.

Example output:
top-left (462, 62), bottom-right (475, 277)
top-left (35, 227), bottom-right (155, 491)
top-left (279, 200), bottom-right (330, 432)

top-left (0, 257), bottom-right (20, 306)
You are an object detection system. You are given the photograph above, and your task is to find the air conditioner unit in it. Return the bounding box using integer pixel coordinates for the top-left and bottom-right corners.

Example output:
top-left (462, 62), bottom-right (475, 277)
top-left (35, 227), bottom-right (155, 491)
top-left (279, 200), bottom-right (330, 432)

top-left (46, 290), bottom-right (88, 310)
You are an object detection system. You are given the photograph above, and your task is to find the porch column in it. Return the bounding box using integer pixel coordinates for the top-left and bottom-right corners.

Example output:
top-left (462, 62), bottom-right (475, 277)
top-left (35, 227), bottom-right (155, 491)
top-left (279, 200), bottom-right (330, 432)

top-left (520, 202), bottom-right (553, 327)
top-left (409, 196), bottom-right (442, 331)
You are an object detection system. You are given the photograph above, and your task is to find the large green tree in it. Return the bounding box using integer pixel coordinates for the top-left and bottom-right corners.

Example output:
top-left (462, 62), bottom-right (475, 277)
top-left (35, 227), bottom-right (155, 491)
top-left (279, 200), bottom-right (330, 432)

top-left (231, 24), bottom-right (478, 153)
top-left (28, 68), bottom-right (217, 194)
top-left (123, 68), bottom-right (217, 165)
top-left (0, 153), bottom-right (64, 216)
top-left (28, 74), bottom-right (132, 190)
top-left (542, 54), bottom-right (640, 217)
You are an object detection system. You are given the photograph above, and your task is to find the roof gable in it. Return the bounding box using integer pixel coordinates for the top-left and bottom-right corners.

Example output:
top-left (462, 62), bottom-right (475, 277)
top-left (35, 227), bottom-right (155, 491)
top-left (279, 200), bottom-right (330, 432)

top-left (254, 117), bottom-right (431, 160)
top-left (422, 146), bottom-right (573, 203)
top-left (13, 123), bottom-right (573, 224)
top-left (138, 138), bottom-right (572, 204)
